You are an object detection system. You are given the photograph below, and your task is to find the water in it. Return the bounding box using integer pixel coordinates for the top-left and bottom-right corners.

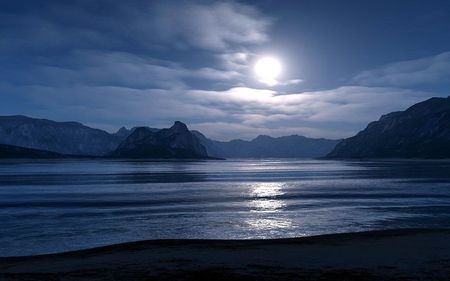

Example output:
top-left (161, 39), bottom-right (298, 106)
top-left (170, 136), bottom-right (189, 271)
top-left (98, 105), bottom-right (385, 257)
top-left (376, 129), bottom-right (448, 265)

top-left (0, 158), bottom-right (450, 257)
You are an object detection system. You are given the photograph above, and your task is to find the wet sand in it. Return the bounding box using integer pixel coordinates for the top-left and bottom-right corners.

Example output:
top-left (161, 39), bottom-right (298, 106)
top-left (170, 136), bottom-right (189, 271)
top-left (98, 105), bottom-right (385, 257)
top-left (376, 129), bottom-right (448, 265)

top-left (1, 229), bottom-right (449, 280)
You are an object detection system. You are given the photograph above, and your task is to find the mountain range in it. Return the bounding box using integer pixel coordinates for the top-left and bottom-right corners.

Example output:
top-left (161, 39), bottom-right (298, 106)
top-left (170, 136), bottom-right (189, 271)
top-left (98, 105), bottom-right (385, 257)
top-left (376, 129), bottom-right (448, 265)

top-left (3, 96), bottom-right (449, 160)
top-left (327, 96), bottom-right (450, 159)
top-left (0, 115), bottom-right (125, 156)
top-left (0, 115), bottom-right (339, 159)
top-left (193, 131), bottom-right (340, 158)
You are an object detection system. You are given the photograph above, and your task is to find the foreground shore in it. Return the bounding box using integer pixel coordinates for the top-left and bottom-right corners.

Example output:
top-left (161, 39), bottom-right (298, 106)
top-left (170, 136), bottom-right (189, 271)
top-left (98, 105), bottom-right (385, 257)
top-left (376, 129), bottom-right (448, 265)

top-left (1, 229), bottom-right (449, 280)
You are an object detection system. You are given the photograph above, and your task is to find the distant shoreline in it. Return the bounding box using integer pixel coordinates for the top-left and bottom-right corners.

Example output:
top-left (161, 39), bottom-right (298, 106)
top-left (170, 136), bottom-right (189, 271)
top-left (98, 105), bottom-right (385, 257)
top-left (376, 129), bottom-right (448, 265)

top-left (2, 228), bottom-right (449, 280)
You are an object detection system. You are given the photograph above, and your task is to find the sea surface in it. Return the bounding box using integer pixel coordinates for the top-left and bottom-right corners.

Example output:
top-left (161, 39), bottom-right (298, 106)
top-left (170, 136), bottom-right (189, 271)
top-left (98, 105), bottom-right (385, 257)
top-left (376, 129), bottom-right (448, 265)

top-left (0, 158), bottom-right (450, 257)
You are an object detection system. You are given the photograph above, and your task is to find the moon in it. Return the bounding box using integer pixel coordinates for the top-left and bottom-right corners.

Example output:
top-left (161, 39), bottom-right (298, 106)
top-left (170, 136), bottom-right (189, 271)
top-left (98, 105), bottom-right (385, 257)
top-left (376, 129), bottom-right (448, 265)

top-left (254, 57), bottom-right (282, 85)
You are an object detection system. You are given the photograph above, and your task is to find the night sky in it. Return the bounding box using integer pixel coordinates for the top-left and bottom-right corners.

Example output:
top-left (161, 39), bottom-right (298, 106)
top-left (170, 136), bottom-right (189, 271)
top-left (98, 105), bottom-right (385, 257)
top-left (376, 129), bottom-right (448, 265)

top-left (1, 0), bottom-right (450, 140)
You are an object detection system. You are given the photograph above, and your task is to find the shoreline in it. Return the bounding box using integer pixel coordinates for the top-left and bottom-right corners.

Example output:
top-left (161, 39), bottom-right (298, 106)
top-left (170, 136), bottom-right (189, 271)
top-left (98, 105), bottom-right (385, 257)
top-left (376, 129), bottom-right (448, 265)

top-left (1, 228), bottom-right (449, 280)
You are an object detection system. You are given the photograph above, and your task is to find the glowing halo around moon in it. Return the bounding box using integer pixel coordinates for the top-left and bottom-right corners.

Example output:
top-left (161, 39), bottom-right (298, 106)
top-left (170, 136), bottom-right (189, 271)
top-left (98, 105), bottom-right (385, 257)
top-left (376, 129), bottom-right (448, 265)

top-left (254, 56), bottom-right (282, 86)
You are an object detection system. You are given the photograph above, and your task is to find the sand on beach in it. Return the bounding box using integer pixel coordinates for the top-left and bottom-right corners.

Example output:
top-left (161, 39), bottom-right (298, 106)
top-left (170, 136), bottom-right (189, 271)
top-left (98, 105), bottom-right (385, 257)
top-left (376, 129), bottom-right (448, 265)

top-left (0, 229), bottom-right (449, 280)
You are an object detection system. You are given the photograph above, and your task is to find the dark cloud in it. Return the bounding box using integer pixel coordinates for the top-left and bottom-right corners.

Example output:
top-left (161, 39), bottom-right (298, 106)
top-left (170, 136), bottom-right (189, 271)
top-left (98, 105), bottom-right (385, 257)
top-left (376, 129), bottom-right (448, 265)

top-left (0, 0), bottom-right (268, 91)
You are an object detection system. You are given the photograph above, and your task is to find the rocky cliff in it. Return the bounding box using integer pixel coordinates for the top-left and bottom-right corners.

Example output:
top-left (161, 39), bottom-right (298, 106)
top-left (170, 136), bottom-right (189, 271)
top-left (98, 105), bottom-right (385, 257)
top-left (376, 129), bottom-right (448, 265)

top-left (111, 121), bottom-right (208, 158)
top-left (0, 115), bottom-right (126, 156)
top-left (327, 97), bottom-right (450, 158)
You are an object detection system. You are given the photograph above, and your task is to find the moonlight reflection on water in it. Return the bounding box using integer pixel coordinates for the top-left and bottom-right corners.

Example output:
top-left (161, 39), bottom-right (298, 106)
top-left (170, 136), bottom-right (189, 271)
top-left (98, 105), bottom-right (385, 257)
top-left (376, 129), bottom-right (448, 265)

top-left (246, 182), bottom-right (293, 235)
top-left (1, 159), bottom-right (450, 256)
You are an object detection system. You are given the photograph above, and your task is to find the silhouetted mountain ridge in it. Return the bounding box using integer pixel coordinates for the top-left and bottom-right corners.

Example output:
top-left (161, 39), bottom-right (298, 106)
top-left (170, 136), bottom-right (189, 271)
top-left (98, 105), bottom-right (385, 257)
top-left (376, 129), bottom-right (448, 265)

top-left (327, 96), bottom-right (450, 158)
top-left (111, 121), bottom-right (209, 159)
top-left (193, 131), bottom-right (340, 158)
top-left (0, 115), bottom-right (125, 156)
top-left (0, 115), bottom-right (340, 159)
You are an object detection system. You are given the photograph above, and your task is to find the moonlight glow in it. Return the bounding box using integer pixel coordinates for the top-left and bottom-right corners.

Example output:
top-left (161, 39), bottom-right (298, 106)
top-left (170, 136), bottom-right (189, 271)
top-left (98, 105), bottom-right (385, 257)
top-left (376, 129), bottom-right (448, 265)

top-left (254, 57), bottom-right (282, 86)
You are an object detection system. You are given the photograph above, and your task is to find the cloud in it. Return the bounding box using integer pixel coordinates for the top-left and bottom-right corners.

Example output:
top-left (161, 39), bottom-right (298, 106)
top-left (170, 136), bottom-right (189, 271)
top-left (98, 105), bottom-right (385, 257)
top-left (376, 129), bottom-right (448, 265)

top-left (267, 78), bottom-right (303, 87)
top-left (187, 86), bottom-right (430, 123)
top-left (184, 85), bottom-right (439, 139)
top-left (0, 0), bottom-right (272, 56)
top-left (151, 1), bottom-right (272, 50)
top-left (280, 79), bottom-right (303, 85)
top-left (0, 83), bottom-right (228, 129)
top-left (2, 50), bottom-right (244, 90)
top-left (1, 77), bottom-right (442, 140)
top-left (217, 51), bottom-right (252, 71)
top-left (0, 1), bottom-right (268, 90)
top-left (353, 51), bottom-right (450, 87)
top-left (192, 67), bottom-right (242, 81)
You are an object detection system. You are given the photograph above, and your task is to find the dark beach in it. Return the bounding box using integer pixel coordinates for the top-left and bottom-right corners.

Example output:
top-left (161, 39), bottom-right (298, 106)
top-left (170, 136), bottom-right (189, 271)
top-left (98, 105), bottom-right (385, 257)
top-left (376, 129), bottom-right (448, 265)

top-left (1, 229), bottom-right (449, 280)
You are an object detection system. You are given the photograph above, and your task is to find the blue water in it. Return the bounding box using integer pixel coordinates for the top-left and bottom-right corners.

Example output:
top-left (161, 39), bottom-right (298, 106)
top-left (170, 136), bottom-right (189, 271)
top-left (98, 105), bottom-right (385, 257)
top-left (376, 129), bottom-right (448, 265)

top-left (0, 159), bottom-right (450, 257)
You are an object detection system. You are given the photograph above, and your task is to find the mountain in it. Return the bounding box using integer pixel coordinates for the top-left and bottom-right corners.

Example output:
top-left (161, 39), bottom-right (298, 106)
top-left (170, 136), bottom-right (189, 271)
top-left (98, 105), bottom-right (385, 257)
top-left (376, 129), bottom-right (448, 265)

top-left (113, 126), bottom-right (159, 139)
top-left (113, 127), bottom-right (134, 139)
top-left (0, 115), bottom-right (127, 156)
top-left (0, 144), bottom-right (65, 159)
top-left (191, 131), bottom-right (224, 157)
top-left (327, 97), bottom-right (450, 159)
top-left (0, 115), bottom-right (339, 159)
top-left (111, 121), bottom-right (209, 159)
top-left (193, 131), bottom-right (340, 158)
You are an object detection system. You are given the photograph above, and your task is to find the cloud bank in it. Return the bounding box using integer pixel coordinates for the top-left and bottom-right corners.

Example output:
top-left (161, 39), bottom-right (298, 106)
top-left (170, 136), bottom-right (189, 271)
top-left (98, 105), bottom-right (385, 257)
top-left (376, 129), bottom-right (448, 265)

top-left (353, 52), bottom-right (450, 88)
